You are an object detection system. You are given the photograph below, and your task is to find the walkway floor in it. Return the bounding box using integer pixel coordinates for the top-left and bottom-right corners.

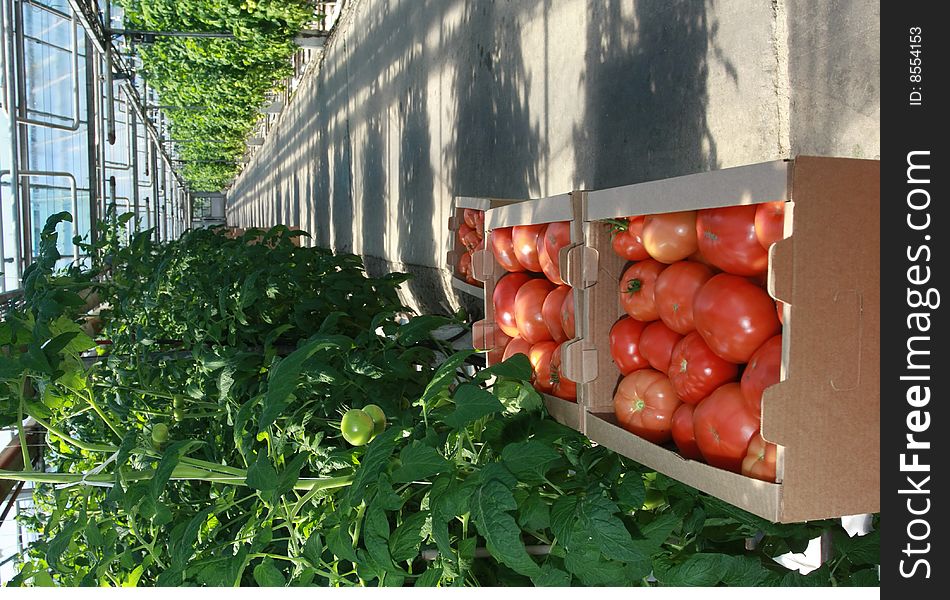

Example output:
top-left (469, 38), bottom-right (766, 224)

top-left (226, 0), bottom-right (879, 316)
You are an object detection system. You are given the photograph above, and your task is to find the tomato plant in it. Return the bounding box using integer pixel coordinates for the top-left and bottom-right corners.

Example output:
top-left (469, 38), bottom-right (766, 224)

top-left (671, 403), bottom-right (703, 460)
top-left (740, 334), bottom-right (783, 417)
top-left (514, 279), bottom-right (556, 344)
top-left (653, 261), bottom-right (714, 334)
top-left (493, 272), bottom-right (533, 337)
top-left (668, 332), bottom-right (739, 404)
top-left (693, 383), bottom-right (760, 472)
top-left (609, 317), bottom-right (649, 375)
top-left (613, 369), bottom-right (682, 444)
top-left (696, 206), bottom-right (769, 276)
top-left (754, 201), bottom-right (786, 250)
top-left (639, 321), bottom-right (683, 373)
top-left (511, 224), bottom-right (546, 272)
top-left (490, 227), bottom-right (527, 272)
top-left (541, 285), bottom-right (571, 343)
top-left (607, 216), bottom-right (649, 261)
top-left (742, 432), bottom-right (778, 482)
top-left (693, 274), bottom-right (782, 363)
top-left (642, 211), bottom-right (698, 263)
top-left (619, 259), bottom-right (666, 321)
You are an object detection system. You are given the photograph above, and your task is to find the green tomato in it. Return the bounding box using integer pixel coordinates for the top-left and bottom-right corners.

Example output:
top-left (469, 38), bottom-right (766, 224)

top-left (362, 404), bottom-right (387, 436)
top-left (151, 423), bottom-right (170, 445)
top-left (341, 409), bottom-right (375, 446)
top-left (172, 409), bottom-right (185, 422)
top-left (173, 396), bottom-right (185, 409)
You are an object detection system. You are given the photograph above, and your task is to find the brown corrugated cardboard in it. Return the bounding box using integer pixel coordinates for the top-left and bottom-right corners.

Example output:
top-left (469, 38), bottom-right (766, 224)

top-left (472, 192), bottom-right (587, 430)
top-left (447, 196), bottom-right (524, 299)
top-left (576, 156), bottom-right (879, 523)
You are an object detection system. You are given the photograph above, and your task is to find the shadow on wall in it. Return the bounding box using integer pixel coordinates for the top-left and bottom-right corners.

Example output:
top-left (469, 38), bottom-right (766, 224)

top-left (331, 134), bottom-right (354, 253)
top-left (360, 114), bottom-right (387, 259)
top-left (446, 0), bottom-right (543, 201)
top-left (573, 0), bottom-right (720, 189)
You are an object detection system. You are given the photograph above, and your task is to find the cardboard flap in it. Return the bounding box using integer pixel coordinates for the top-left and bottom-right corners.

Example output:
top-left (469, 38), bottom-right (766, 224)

top-left (471, 249), bottom-right (495, 283)
top-left (564, 245), bottom-right (598, 289)
top-left (562, 338), bottom-right (597, 385)
top-left (768, 237), bottom-right (794, 304)
top-left (448, 214), bottom-right (462, 231)
top-left (484, 193), bottom-right (573, 230)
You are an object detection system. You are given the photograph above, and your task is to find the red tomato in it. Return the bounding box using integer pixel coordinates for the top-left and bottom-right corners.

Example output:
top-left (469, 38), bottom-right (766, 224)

top-left (642, 211), bottom-right (698, 263)
top-left (610, 216), bottom-right (649, 261)
top-left (654, 261), bottom-right (714, 334)
top-left (541, 285), bottom-right (571, 343)
top-left (696, 205), bottom-right (768, 276)
top-left (693, 383), bottom-right (760, 473)
top-left (619, 259), bottom-right (666, 321)
top-left (561, 288), bottom-right (575, 339)
top-left (668, 332), bottom-right (739, 404)
top-left (742, 431), bottom-right (778, 482)
top-left (458, 223), bottom-right (480, 251)
top-left (463, 208), bottom-right (478, 229)
top-left (514, 278), bottom-right (556, 344)
top-left (511, 224), bottom-right (546, 272)
top-left (639, 321), bottom-right (683, 373)
top-left (550, 345), bottom-right (577, 402)
top-left (502, 336), bottom-right (533, 361)
top-left (473, 210), bottom-right (485, 233)
top-left (457, 250), bottom-right (472, 278)
top-left (493, 272), bottom-right (533, 338)
top-left (539, 221), bottom-right (572, 285)
top-left (740, 334), bottom-right (782, 417)
top-left (693, 274), bottom-right (782, 363)
top-left (613, 369), bottom-right (682, 444)
top-left (528, 341), bottom-right (558, 394)
top-left (754, 201), bottom-right (786, 250)
top-left (671, 403), bottom-right (703, 460)
top-left (609, 317), bottom-right (649, 375)
top-left (490, 228), bottom-right (526, 273)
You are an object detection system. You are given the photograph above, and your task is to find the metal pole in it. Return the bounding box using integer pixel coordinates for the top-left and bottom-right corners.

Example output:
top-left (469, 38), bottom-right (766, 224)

top-left (103, 0), bottom-right (115, 145)
top-left (84, 34), bottom-right (99, 246)
top-left (129, 101), bottom-right (140, 231)
top-left (150, 139), bottom-right (159, 242)
top-left (11, 0), bottom-right (32, 272)
top-left (1, 0), bottom-right (23, 288)
top-left (110, 29), bottom-right (236, 39)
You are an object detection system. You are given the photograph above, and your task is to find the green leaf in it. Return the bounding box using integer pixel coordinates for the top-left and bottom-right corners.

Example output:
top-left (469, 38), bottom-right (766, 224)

top-left (834, 529), bottom-right (880, 566)
top-left (517, 492), bottom-right (551, 532)
top-left (581, 494), bottom-right (645, 565)
top-left (363, 502), bottom-right (397, 574)
top-left (389, 511), bottom-right (429, 563)
top-left (327, 525), bottom-right (358, 563)
top-left (259, 335), bottom-right (347, 432)
top-left (302, 532), bottom-right (323, 567)
top-left (396, 315), bottom-right (454, 344)
top-left (253, 557), bottom-right (286, 587)
top-left (46, 519), bottom-right (82, 570)
top-left (501, 440), bottom-right (560, 484)
top-left (615, 473), bottom-right (647, 510)
top-left (631, 512), bottom-right (680, 556)
top-left (414, 565), bottom-right (444, 587)
top-left (475, 353), bottom-right (532, 382)
top-left (443, 383), bottom-right (504, 429)
top-left (532, 563), bottom-right (571, 587)
top-left (345, 428), bottom-right (399, 508)
top-left (391, 442), bottom-right (451, 483)
top-left (470, 479), bottom-right (540, 578)
top-left (151, 440), bottom-right (200, 499)
top-left (417, 351), bottom-right (474, 411)
top-left (246, 453), bottom-right (279, 496)
top-left (272, 453), bottom-right (308, 502)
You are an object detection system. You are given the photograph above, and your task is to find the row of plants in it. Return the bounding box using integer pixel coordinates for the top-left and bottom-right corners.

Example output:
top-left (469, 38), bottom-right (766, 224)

top-left (118, 0), bottom-right (316, 190)
top-left (0, 214), bottom-right (878, 586)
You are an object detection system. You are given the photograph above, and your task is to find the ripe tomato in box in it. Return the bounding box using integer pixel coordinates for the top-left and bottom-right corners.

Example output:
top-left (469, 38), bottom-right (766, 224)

top-left (502, 336), bottom-right (532, 361)
top-left (493, 272), bottom-right (533, 338)
top-left (609, 216), bottom-right (649, 261)
top-left (609, 316), bottom-right (649, 375)
top-left (642, 210), bottom-right (698, 263)
top-left (693, 383), bottom-right (759, 473)
top-left (742, 431), bottom-right (778, 482)
top-left (693, 273), bottom-right (781, 364)
top-left (514, 278), bottom-right (556, 344)
top-left (550, 345), bottom-right (577, 402)
top-left (740, 334), bottom-right (783, 418)
top-left (671, 402), bottom-right (703, 460)
top-left (619, 259), bottom-right (666, 322)
top-left (539, 221), bottom-right (571, 285)
top-left (613, 369), bottom-right (682, 444)
top-left (667, 332), bottom-right (738, 404)
top-left (696, 205), bottom-right (769, 276)
top-left (561, 287), bottom-right (575, 339)
top-left (490, 227), bottom-right (526, 273)
top-left (653, 260), bottom-right (714, 334)
top-left (528, 341), bottom-right (558, 394)
top-left (639, 321), bottom-right (683, 373)
top-left (542, 285), bottom-right (571, 343)
top-left (754, 201), bottom-right (786, 250)
top-left (512, 224), bottom-right (546, 272)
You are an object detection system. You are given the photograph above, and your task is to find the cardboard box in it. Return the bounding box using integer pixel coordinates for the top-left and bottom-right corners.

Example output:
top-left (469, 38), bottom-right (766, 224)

top-left (471, 192), bottom-right (587, 431)
top-left (446, 197), bottom-right (502, 299)
top-left (568, 156), bottom-right (879, 522)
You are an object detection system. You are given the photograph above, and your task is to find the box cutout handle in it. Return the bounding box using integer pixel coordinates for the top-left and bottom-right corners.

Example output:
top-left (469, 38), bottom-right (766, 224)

top-left (767, 237), bottom-right (794, 304)
top-left (564, 245), bottom-right (599, 289)
top-left (828, 289), bottom-right (863, 392)
top-left (471, 248), bottom-right (493, 283)
top-left (562, 338), bottom-right (597, 384)
top-left (448, 214), bottom-right (462, 231)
